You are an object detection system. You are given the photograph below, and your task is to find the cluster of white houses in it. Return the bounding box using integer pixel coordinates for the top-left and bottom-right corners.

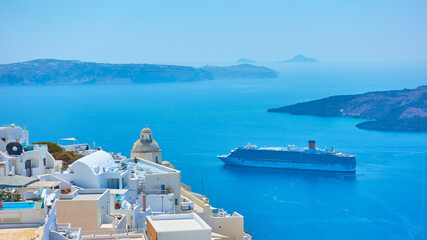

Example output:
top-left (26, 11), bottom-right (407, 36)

top-left (0, 124), bottom-right (250, 240)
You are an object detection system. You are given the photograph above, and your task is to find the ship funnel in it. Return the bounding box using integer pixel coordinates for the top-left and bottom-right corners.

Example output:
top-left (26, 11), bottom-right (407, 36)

top-left (308, 140), bottom-right (316, 149)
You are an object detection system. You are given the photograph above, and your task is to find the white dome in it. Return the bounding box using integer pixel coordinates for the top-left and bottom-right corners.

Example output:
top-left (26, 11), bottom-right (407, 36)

top-left (141, 127), bottom-right (152, 134)
top-left (132, 139), bottom-right (160, 152)
top-left (69, 150), bottom-right (114, 175)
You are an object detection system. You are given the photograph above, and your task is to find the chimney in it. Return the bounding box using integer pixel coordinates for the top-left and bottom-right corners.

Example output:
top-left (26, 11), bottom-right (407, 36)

top-left (308, 140), bottom-right (316, 149)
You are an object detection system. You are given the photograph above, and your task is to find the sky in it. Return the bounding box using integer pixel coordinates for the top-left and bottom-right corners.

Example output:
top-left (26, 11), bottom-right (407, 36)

top-left (0, 0), bottom-right (426, 64)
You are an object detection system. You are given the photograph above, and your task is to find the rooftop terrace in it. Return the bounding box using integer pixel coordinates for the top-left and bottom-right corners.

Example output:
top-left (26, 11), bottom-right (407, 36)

top-left (148, 213), bottom-right (211, 232)
top-left (126, 158), bottom-right (176, 180)
top-left (59, 189), bottom-right (108, 201)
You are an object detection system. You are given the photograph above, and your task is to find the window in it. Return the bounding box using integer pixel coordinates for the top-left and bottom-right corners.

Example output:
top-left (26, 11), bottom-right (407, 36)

top-left (43, 158), bottom-right (46, 166)
top-left (175, 199), bottom-right (178, 205)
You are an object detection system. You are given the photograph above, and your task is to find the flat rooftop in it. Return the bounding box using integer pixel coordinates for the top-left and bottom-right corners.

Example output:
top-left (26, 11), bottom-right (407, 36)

top-left (26, 181), bottom-right (61, 189)
top-left (126, 159), bottom-right (176, 180)
top-left (0, 227), bottom-right (43, 240)
top-left (72, 193), bottom-right (103, 201)
top-left (148, 213), bottom-right (210, 232)
top-left (109, 189), bottom-right (128, 195)
top-left (154, 219), bottom-right (204, 232)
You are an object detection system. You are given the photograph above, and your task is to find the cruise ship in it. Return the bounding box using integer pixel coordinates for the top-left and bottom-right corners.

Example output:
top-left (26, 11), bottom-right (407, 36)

top-left (218, 141), bottom-right (356, 172)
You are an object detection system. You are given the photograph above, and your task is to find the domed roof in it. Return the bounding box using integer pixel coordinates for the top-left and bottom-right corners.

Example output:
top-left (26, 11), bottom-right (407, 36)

top-left (70, 151), bottom-right (114, 175)
top-left (141, 127), bottom-right (152, 133)
top-left (132, 139), bottom-right (160, 153)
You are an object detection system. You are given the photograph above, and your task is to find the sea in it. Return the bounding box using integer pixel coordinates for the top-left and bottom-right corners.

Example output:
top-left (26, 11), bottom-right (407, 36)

top-left (1, 62), bottom-right (427, 240)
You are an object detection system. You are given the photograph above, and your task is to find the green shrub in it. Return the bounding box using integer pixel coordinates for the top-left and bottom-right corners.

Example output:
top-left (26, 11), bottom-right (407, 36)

top-left (13, 194), bottom-right (21, 202)
top-left (52, 151), bottom-right (83, 169)
top-left (33, 141), bottom-right (63, 153)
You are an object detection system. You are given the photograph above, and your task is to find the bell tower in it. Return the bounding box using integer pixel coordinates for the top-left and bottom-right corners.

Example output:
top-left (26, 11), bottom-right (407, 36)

top-left (131, 125), bottom-right (162, 164)
top-left (140, 125), bottom-right (153, 143)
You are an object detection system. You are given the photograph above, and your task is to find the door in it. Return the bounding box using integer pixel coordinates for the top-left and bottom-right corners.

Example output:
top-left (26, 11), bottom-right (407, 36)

top-left (25, 160), bottom-right (32, 177)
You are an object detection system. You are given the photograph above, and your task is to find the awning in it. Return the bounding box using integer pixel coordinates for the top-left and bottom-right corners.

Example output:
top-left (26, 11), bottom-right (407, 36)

top-left (60, 138), bottom-right (77, 141)
top-left (0, 175), bottom-right (39, 188)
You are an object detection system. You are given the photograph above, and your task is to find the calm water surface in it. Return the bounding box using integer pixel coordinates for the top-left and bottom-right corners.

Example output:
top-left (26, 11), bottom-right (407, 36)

top-left (1, 62), bottom-right (427, 240)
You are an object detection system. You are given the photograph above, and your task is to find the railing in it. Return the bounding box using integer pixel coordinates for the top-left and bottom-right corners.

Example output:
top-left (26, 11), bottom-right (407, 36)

top-left (81, 228), bottom-right (147, 240)
top-left (141, 188), bottom-right (173, 195)
top-left (57, 223), bottom-right (82, 240)
top-left (181, 183), bottom-right (192, 191)
top-left (181, 187), bottom-right (207, 208)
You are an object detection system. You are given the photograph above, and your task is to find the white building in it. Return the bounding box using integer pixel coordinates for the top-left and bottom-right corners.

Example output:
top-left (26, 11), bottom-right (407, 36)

top-left (53, 150), bottom-right (182, 215)
top-left (0, 188), bottom-right (82, 240)
top-left (181, 187), bottom-right (247, 240)
top-left (0, 124), bottom-right (29, 151)
top-left (131, 127), bottom-right (162, 164)
top-left (56, 189), bottom-right (127, 235)
top-left (127, 158), bottom-right (182, 214)
top-left (0, 125), bottom-right (62, 177)
top-left (55, 151), bottom-right (130, 189)
top-left (146, 213), bottom-right (212, 240)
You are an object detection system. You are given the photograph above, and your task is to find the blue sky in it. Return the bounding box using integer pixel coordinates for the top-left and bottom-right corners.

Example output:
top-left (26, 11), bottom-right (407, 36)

top-left (0, 0), bottom-right (426, 64)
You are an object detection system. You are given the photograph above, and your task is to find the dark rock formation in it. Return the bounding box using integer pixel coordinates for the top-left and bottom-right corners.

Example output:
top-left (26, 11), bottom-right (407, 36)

top-left (268, 86), bottom-right (427, 132)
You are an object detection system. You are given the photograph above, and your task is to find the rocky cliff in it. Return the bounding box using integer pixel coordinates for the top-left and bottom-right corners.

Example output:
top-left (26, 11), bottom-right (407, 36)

top-left (0, 59), bottom-right (278, 85)
top-left (268, 86), bottom-right (427, 132)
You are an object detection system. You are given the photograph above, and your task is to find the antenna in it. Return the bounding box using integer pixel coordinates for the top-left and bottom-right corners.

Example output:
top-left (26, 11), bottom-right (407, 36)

top-left (201, 177), bottom-right (204, 197)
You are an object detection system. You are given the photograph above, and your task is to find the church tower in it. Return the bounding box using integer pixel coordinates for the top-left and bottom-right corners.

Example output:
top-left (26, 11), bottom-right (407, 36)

top-left (131, 126), bottom-right (162, 164)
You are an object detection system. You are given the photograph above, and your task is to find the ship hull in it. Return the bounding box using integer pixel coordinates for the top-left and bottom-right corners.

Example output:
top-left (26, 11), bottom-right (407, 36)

top-left (218, 155), bottom-right (355, 172)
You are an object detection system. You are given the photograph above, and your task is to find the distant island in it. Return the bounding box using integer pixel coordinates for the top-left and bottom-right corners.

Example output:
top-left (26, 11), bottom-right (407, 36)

top-left (0, 59), bottom-right (279, 85)
top-left (237, 58), bottom-right (256, 63)
top-left (281, 55), bottom-right (318, 63)
top-left (268, 86), bottom-right (427, 132)
top-left (200, 64), bottom-right (278, 79)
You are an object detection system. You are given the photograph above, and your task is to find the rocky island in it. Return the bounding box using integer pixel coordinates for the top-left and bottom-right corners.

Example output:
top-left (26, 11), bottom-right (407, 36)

top-left (0, 59), bottom-right (278, 85)
top-left (281, 55), bottom-right (318, 63)
top-left (268, 86), bottom-right (427, 132)
top-left (200, 63), bottom-right (278, 79)
top-left (237, 58), bottom-right (256, 63)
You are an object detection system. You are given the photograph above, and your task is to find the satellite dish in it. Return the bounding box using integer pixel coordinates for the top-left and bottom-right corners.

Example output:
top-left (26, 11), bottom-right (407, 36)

top-left (6, 142), bottom-right (23, 155)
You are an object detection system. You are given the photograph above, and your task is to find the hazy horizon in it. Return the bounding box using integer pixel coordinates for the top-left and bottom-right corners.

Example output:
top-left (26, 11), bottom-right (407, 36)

top-left (1, 0), bottom-right (426, 64)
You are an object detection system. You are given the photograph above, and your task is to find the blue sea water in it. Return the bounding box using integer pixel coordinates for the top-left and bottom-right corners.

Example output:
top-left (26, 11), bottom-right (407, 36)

top-left (1, 62), bottom-right (427, 240)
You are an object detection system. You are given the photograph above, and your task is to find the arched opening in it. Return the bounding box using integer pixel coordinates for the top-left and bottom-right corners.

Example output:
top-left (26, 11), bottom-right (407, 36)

top-left (25, 160), bottom-right (32, 176)
top-left (0, 163), bottom-right (6, 176)
top-left (155, 156), bottom-right (158, 163)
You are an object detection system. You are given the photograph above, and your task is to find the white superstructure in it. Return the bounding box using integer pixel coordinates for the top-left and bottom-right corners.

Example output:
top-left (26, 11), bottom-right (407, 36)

top-left (0, 124), bottom-right (62, 177)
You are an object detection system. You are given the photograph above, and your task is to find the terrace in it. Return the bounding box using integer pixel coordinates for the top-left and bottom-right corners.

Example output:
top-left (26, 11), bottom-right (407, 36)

top-left (126, 158), bottom-right (175, 181)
